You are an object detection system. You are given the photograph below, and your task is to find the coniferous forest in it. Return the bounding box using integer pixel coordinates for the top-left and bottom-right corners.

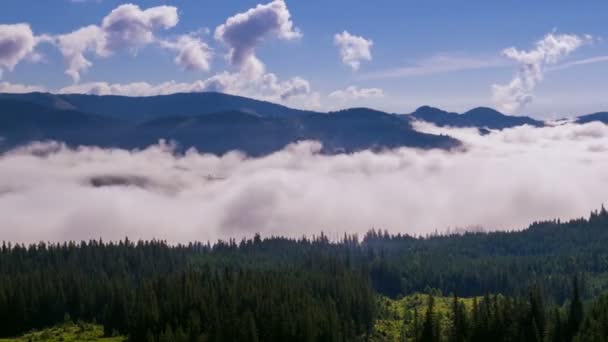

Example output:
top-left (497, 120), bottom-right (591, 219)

top-left (2, 208), bottom-right (608, 341)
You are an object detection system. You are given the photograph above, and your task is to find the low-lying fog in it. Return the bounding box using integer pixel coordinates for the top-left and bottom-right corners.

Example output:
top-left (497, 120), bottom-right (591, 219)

top-left (1, 121), bottom-right (608, 243)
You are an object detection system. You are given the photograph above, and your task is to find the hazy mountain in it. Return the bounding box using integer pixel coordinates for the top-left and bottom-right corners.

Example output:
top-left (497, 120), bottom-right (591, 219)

top-left (0, 92), bottom-right (318, 122)
top-left (127, 108), bottom-right (459, 155)
top-left (408, 105), bottom-right (544, 129)
top-left (0, 94), bottom-right (459, 155)
top-left (5, 92), bottom-right (603, 156)
top-left (576, 112), bottom-right (608, 124)
top-left (0, 98), bottom-right (122, 147)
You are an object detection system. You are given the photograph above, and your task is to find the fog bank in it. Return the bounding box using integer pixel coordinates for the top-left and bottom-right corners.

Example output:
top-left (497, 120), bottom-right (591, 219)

top-left (1, 122), bottom-right (608, 243)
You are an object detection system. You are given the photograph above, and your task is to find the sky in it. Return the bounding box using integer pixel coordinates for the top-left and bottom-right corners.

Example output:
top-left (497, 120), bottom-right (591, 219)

top-left (1, 0), bottom-right (608, 118)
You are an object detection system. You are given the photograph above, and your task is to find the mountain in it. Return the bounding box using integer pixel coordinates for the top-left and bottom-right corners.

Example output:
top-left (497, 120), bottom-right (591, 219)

top-left (127, 108), bottom-right (459, 155)
top-left (408, 105), bottom-right (544, 129)
top-left (0, 92), bottom-right (318, 122)
top-left (0, 92), bottom-right (77, 111)
top-left (0, 94), bottom-right (459, 155)
top-left (300, 108), bottom-right (457, 153)
top-left (0, 98), bottom-right (121, 147)
top-left (576, 112), bottom-right (608, 124)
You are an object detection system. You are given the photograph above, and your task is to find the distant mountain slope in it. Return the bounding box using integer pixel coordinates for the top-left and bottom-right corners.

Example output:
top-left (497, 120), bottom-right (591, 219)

top-left (128, 108), bottom-right (459, 156)
top-left (576, 112), bottom-right (608, 124)
top-left (299, 108), bottom-right (457, 153)
top-left (0, 94), bottom-right (460, 155)
top-left (408, 105), bottom-right (544, 129)
top-left (0, 98), bottom-right (120, 147)
top-left (0, 92), bottom-right (318, 122)
top-left (0, 92), bottom-right (76, 111)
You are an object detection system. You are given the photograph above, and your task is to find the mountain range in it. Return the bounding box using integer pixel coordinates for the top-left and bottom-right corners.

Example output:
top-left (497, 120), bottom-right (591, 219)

top-left (0, 92), bottom-right (605, 156)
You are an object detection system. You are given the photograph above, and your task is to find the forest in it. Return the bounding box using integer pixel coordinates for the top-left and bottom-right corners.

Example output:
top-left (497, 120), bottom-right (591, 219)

top-left (1, 207), bottom-right (608, 341)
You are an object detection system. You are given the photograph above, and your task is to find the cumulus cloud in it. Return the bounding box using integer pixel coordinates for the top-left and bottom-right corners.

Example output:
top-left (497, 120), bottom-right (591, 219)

top-left (58, 80), bottom-right (207, 96)
top-left (327, 86), bottom-right (384, 110)
top-left (334, 31), bottom-right (373, 71)
top-left (101, 4), bottom-right (178, 51)
top-left (329, 86), bottom-right (384, 100)
top-left (214, 0), bottom-right (301, 73)
top-left (54, 26), bottom-right (108, 82)
top-left (0, 81), bottom-right (46, 93)
top-left (209, 1), bottom-right (317, 108)
top-left (159, 34), bottom-right (213, 72)
top-left (56, 74), bottom-right (319, 108)
top-left (0, 23), bottom-right (38, 75)
top-left (2, 122), bottom-right (608, 243)
top-left (493, 33), bottom-right (592, 114)
top-left (53, 4), bottom-right (179, 82)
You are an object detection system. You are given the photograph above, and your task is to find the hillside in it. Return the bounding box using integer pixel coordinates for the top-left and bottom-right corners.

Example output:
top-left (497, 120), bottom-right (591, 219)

top-left (1, 207), bottom-right (608, 341)
top-left (407, 105), bottom-right (544, 129)
top-left (0, 94), bottom-right (460, 155)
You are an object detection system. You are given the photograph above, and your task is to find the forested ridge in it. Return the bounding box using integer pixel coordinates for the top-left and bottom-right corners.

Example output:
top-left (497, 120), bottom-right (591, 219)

top-left (1, 208), bottom-right (608, 341)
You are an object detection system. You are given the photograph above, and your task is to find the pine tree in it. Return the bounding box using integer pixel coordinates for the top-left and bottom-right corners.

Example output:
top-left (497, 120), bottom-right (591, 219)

top-left (449, 295), bottom-right (467, 342)
top-left (566, 276), bottom-right (583, 341)
top-left (421, 294), bottom-right (438, 342)
top-left (412, 308), bottom-right (421, 342)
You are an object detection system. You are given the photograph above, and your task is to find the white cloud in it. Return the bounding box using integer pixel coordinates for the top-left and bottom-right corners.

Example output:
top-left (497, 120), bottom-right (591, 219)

top-left (0, 81), bottom-right (46, 93)
top-left (334, 31), bottom-right (373, 71)
top-left (493, 33), bottom-right (592, 114)
top-left (55, 25), bottom-right (108, 83)
top-left (328, 86), bottom-right (384, 100)
top-left (53, 4), bottom-right (179, 82)
top-left (214, 0), bottom-right (301, 72)
top-left (0, 23), bottom-right (38, 75)
top-left (59, 80), bottom-right (207, 96)
top-left (56, 74), bottom-right (320, 109)
top-left (195, 22), bottom-right (319, 109)
top-left (2, 122), bottom-right (608, 243)
top-left (160, 34), bottom-right (213, 72)
top-left (2, 1), bottom-right (316, 109)
top-left (188, 71), bottom-right (320, 108)
top-left (101, 4), bottom-right (178, 51)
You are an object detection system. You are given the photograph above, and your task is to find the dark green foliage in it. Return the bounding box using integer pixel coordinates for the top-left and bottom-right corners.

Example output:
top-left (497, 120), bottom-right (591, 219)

top-left (0, 237), bottom-right (375, 341)
top-left (574, 294), bottom-right (608, 341)
top-left (362, 207), bottom-right (608, 302)
top-left (448, 295), bottom-right (467, 342)
top-left (567, 276), bottom-right (584, 341)
top-left (420, 295), bottom-right (439, 342)
top-left (1, 207), bottom-right (608, 340)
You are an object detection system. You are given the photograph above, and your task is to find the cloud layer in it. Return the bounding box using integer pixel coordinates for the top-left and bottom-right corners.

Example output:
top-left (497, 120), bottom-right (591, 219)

top-left (493, 33), bottom-right (592, 114)
top-left (1, 121), bottom-right (608, 243)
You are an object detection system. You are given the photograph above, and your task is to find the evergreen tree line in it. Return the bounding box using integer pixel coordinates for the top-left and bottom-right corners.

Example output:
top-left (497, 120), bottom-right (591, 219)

top-left (394, 276), bottom-right (608, 342)
top-left (363, 207), bottom-right (608, 301)
top-left (0, 238), bottom-right (375, 341)
top-left (0, 207), bottom-right (608, 340)
top-left (398, 279), bottom-right (587, 342)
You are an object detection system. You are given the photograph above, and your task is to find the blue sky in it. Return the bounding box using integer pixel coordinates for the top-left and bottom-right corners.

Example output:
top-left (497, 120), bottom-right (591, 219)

top-left (1, 0), bottom-right (608, 118)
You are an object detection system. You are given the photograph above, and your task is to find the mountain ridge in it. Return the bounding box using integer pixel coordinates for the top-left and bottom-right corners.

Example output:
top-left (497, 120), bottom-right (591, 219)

top-left (0, 95), bottom-right (459, 155)
top-left (1, 91), bottom-right (606, 156)
top-left (407, 105), bottom-right (544, 129)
